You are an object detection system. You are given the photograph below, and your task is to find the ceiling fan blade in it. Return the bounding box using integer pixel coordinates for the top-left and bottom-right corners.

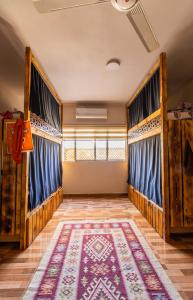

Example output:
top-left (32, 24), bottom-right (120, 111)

top-left (32, 0), bottom-right (109, 13)
top-left (126, 1), bottom-right (159, 52)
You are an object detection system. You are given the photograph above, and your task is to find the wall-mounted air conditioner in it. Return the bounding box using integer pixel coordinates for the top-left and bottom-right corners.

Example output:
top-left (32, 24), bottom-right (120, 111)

top-left (76, 107), bottom-right (107, 119)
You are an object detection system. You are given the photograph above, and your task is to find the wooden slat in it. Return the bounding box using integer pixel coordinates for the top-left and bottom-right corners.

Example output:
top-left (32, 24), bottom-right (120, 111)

top-left (155, 207), bottom-right (159, 233)
top-left (39, 206), bottom-right (43, 232)
top-left (160, 52), bottom-right (170, 241)
top-left (184, 120), bottom-right (193, 152)
top-left (128, 184), bottom-right (163, 237)
top-left (54, 192), bottom-right (57, 211)
top-left (47, 198), bottom-right (51, 221)
top-left (158, 210), bottom-right (163, 237)
top-left (128, 128), bottom-right (161, 145)
top-left (57, 190), bottom-right (60, 207)
top-left (50, 195), bottom-right (54, 216)
top-left (152, 205), bottom-right (156, 228)
top-left (59, 187), bottom-right (63, 204)
top-left (15, 163), bottom-right (22, 235)
top-left (168, 120), bottom-right (183, 228)
top-left (42, 204), bottom-right (46, 228)
top-left (44, 201), bottom-right (48, 225)
top-left (20, 47), bottom-right (32, 250)
top-left (32, 212), bottom-right (37, 241)
top-left (182, 120), bottom-right (193, 227)
top-left (26, 215), bottom-right (33, 247)
top-left (1, 121), bottom-right (17, 236)
top-left (36, 209), bottom-right (40, 236)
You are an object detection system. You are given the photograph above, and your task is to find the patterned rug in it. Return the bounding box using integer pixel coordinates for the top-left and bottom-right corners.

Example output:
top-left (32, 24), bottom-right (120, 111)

top-left (23, 220), bottom-right (182, 300)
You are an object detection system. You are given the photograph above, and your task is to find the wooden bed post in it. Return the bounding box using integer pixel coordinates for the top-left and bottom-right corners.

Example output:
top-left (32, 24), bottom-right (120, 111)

top-left (20, 47), bottom-right (32, 249)
top-left (160, 53), bottom-right (170, 241)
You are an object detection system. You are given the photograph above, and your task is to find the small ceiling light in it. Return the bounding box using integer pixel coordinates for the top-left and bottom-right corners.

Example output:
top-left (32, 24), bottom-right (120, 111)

top-left (106, 59), bottom-right (121, 71)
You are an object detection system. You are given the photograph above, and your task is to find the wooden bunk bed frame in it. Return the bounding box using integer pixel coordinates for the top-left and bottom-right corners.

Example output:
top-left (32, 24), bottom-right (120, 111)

top-left (127, 53), bottom-right (169, 240)
top-left (127, 53), bottom-right (193, 240)
top-left (0, 47), bottom-right (64, 249)
top-left (21, 47), bottom-right (64, 249)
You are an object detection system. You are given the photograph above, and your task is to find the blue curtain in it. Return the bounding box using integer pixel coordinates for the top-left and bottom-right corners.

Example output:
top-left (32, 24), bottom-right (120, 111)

top-left (128, 69), bottom-right (160, 128)
top-left (128, 135), bottom-right (162, 207)
top-left (30, 64), bottom-right (61, 131)
top-left (29, 135), bottom-right (62, 211)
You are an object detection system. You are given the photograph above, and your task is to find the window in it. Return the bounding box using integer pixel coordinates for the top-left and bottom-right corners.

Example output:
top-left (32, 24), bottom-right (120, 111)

top-left (96, 140), bottom-right (107, 160)
top-left (63, 127), bottom-right (126, 162)
top-left (76, 140), bottom-right (95, 161)
top-left (63, 140), bottom-right (75, 161)
top-left (108, 140), bottom-right (126, 161)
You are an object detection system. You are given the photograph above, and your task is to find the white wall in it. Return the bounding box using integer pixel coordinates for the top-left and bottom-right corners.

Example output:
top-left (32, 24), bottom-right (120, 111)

top-left (63, 102), bottom-right (126, 126)
top-left (168, 77), bottom-right (193, 109)
top-left (63, 161), bottom-right (128, 194)
top-left (62, 103), bottom-right (128, 194)
top-left (0, 17), bottom-right (25, 113)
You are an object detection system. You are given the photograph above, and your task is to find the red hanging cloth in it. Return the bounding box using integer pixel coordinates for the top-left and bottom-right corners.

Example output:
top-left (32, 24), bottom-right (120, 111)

top-left (7, 119), bottom-right (34, 163)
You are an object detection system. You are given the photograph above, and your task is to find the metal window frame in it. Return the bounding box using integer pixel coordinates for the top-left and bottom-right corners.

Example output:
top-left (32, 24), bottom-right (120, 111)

top-left (63, 138), bottom-right (126, 162)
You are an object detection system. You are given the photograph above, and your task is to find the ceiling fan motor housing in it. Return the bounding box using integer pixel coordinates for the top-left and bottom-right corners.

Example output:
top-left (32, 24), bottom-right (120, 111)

top-left (111, 0), bottom-right (138, 12)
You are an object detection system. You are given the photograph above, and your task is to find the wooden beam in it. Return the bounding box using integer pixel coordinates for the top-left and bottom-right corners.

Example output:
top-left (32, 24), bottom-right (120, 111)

top-left (31, 126), bottom-right (62, 144)
top-left (20, 48), bottom-right (32, 249)
top-left (31, 52), bottom-right (62, 105)
top-left (128, 128), bottom-right (161, 145)
top-left (184, 120), bottom-right (193, 152)
top-left (181, 120), bottom-right (193, 228)
top-left (160, 52), bottom-right (170, 241)
top-left (168, 120), bottom-right (183, 228)
top-left (127, 57), bottom-right (160, 107)
top-left (60, 104), bottom-right (64, 181)
top-left (128, 108), bottom-right (161, 133)
top-left (24, 47), bottom-right (32, 121)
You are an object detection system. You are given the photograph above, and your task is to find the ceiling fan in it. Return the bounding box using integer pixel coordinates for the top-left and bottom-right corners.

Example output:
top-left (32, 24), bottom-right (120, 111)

top-left (32, 0), bottom-right (160, 52)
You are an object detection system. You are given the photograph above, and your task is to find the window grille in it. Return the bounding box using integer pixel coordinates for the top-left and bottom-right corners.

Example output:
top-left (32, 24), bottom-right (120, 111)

top-left (63, 126), bottom-right (126, 162)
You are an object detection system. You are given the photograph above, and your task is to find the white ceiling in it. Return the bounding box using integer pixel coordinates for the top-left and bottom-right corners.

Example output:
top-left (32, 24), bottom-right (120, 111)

top-left (0, 0), bottom-right (193, 109)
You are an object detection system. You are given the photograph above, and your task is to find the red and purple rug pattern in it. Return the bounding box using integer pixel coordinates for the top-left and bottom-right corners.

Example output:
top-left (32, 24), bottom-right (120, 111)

top-left (24, 220), bottom-right (181, 300)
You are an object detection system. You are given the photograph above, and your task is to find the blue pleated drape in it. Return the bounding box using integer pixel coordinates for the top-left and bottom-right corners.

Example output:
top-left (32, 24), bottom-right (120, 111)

top-left (28, 135), bottom-right (62, 211)
top-left (128, 69), bottom-right (160, 128)
top-left (128, 135), bottom-right (162, 207)
top-left (30, 64), bottom-right (61, 131)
